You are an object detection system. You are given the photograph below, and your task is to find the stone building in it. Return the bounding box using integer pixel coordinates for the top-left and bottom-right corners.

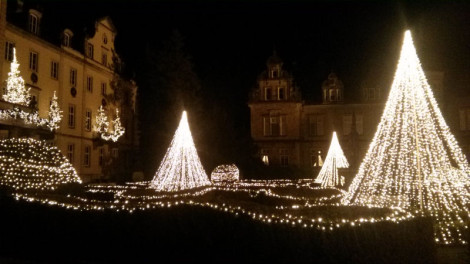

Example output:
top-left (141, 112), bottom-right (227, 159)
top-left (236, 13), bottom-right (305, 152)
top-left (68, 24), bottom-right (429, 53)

top-left (249, 52), bottom-right (470, 181)
top-left (0, 1), bottom-right (139, 183)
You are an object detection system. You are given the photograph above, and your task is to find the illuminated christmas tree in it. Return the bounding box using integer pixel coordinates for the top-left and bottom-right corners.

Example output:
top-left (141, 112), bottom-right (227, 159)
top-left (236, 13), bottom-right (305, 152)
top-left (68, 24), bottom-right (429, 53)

top-left (315, 132), bottom-right (349, 187)
top-left (3, 48), bottom-right (30, 105)
top-left (150, 111), bottom-right (211, 192)
top-left (343, 30), bottom-right (470, 244)
top-left (47, 91), bottom-right (63, 131)
top-left (94, 105), bottom-right (109, 134)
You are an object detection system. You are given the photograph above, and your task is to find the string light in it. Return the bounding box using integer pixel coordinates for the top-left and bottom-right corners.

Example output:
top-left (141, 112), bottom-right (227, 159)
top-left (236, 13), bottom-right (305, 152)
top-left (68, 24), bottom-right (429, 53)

top-left (315, 132), bottom-right (349, 187)
top-left (0, 138), bottom-right (82, 191)
top-left (211, 164), bottom-right (240, 182)
top-left (94, 106), bottom-right (125, 142)
top-left (342, 30), bottom-right (470, 244)
top-left (150, 111), bottom-right (211, 192)
top-left (2, 48), bottom-right (30, 106)
top-left (47, 91), bottom-right (63, 131)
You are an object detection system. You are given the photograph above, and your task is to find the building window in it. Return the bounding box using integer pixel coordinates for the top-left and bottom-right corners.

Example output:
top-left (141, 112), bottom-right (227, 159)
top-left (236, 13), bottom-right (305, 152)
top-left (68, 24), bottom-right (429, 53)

top-left (271, 69), bottom-right (278, 78)
top-left (101, 50), bottom-right (107, 66)
top-left (356, 114), bottom-right (364, 135)
top-left (263, 114), bottom-right (286, 137)
top-left (29, 14), bottom-right (39, 34)
top-left (312, 150), bottom-right (323, 167)
top-left (112, 148), bottom-right (119, 158)
top-left (329, 89), bottom-right (336, 101)
top-left (50, 61), bottom-right (59, 79)
top-left (4, 42), bottom-right (14, 61)
top-left (63, 34), bottom-right (70, 47)
top-left (261, 149), bottom-right (270, 166)
top-left (99, 148), bottom-right (104, 167)
top-left (87, 43), bottom-right (94, 59)
top-left (459, 109), bottom-right (470, 131)
top-left (29, 51), bottom-right (38, 72)
top-left (85, 109), bottom-right (92, 131)
top-left (67, 144), bottom-right (74, 164)
top-left (84, 145), bottom-right (91, 167)
top-left (278, 87), bottom-right (285, 100)
top-left (70, 68), bottom-right (77, 86)
top-left (308, 114), bottom-right (324, 136)
top-left (265, 87), bottom-right (272, 100)
top-left (103, 34), bottom-right (108, 44)
top-left (280, 149), bottom-right (289, 167)
top-left (343, 115), bottom-right (353, 135)
top-left (87, 76), bottom-right (93, 93)
top-left (101, 82), bottom-right (107, 96)
top-left (68, 104), bottom-right (75, 128)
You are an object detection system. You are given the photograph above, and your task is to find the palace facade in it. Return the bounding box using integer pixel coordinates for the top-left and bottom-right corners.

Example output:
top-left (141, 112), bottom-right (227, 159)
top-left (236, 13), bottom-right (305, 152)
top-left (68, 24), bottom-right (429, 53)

top-left (0, 1), bottom-right (139, 183)
top-left (248, 52), bottom-right (461, 181)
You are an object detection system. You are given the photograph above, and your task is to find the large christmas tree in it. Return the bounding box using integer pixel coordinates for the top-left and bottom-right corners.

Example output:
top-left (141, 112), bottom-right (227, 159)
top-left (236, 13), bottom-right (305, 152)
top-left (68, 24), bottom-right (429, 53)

top-left (315, 132), bottom-right (349, 187)
top-left (343, 30), bottom-right (470, 244)
top-left (150, 111), bottom-right (211, 192)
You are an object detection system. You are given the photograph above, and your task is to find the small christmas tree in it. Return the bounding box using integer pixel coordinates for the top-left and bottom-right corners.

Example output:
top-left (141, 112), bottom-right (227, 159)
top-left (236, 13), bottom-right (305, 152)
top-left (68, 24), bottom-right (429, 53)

top-left (150, 111), bottom-right (211, 192)
top-left (343, 30), bottom-right (470, 244)
top-left (315, 132), bottom-right (349, 187)
top-left (3, 48), bottom-right (30, 106)
top-left (94, 105), bottom-right (109, 134)
top-left (47, 91), bottom-right (63, 131)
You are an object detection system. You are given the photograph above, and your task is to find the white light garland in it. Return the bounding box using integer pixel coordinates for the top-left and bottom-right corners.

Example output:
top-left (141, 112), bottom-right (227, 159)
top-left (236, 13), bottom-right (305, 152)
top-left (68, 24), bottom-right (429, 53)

top-left (0, 138), bottom-right (82, 191)
top-left (2, 48), bottom-right (30, 106)
top-left (211, 164), bottom-right (240, 182)
top-left (342, 30), bottom-right (470, 244)
top-left (94, 106), bottom-right (125, 142)
top-left (315, 132), bottom-right (349, 187)
top-left (150, 111), bottom-right (211, 192)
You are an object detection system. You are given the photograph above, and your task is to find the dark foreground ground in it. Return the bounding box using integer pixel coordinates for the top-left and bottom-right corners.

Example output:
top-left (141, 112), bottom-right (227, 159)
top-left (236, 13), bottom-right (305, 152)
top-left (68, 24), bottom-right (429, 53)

top-left (0, 192), bottom-right (442, 264)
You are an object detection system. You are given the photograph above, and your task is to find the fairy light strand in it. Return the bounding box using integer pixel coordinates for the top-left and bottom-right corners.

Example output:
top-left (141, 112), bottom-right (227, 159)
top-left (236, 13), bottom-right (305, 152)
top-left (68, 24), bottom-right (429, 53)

top-left (150, 111), bottom-right (211, 192)
top-left (315, 132), bottom-right (349, 187)
top-left (342, 30), bottom-right (470, 245)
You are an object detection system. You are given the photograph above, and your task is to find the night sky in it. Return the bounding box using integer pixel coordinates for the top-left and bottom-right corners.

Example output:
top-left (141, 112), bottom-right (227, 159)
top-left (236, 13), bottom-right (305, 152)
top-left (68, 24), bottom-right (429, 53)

top-left (11, 0), bottom-right (470, 174)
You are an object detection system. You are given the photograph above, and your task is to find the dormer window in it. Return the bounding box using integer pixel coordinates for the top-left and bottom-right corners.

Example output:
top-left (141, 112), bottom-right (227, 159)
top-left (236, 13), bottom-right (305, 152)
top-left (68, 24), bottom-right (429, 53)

top-left (28, 10), bottom-right (42, 35)
top-left (62, 29), bottom-right (73, 48)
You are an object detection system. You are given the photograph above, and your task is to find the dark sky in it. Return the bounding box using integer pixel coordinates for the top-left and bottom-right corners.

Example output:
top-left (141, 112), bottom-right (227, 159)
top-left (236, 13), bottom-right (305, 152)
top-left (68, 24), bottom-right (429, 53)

top-left (19, 0), bottom-right (470, 103)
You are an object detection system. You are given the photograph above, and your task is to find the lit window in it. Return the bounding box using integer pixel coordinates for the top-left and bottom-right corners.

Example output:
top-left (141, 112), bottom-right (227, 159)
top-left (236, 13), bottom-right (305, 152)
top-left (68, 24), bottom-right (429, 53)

top-left (261, 149), bottom-right (270, 166)
top-left (4, 42), bottom-right (14, 61)
top-left (84, 145), bottom-right (91, 167)
top-left (87, 76), bottom-right (93, 93)
top-left (68, 104), bottom-right (75, 128)
top-left (29, 51), bottom-right (38, 72)
top-left (50, 61), bottom-right (59, 79)
top-left (85, 109), bottom-right (92, 131)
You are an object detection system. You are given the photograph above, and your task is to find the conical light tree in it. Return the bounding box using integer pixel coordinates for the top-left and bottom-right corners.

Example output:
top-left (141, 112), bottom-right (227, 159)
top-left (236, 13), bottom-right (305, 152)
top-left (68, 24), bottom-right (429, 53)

top-left (315, 132), bottom-right (349, 187)
top-left (150, 111), bottom-right (211, 192)
top-left (3, 48), bottom-right (30, 105)
top-left (343, 30), bottom-right (470, 244)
